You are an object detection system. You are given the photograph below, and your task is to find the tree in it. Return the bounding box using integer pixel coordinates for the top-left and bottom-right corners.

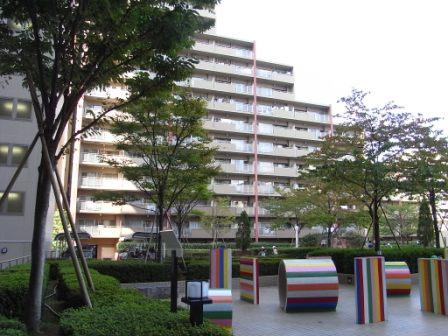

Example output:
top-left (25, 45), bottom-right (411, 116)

top-left (380, 203), bottom-right (418, 244)
top-left (235, 210), bottom-right (251, 252)
top-left (401, 118), bottom-right (448, 248)
top-left (107, 92), bottom-right (218, 261)
top-left (418, 200), bottom-right (434, 247)
top-left (171, 184), bottom-right (212, 240)
top-left (306, 89), bottom-right (417, 252)
top-left (299, 178), bottom-right (369, 247)
top-left (200, 197), bottom-right (235, 246)
top-left (263, 188), bottom-right (311, 247)
top-left (0, 1), bottom-right (217, 329)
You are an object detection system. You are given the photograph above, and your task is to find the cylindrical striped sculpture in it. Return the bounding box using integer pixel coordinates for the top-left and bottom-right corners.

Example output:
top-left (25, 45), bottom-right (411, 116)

top-left (385, 261), bottom-right (411, 296)
top-left (210, 248), bottom-right (232, 289)
top-left (239, 257), bottom-right (259, 304)
top-left (354, 256), bottom-right (387, 324)
top-left (418, 258), bottom-right (448, 315)
top-left (203, 289), bottom-right (232, 331)
top-left (278, 259), bottom-right (339, 312)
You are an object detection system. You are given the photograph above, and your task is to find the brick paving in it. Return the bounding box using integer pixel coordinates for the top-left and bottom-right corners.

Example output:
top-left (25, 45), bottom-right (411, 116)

top-left (231, 285), bottom-right (448, 336)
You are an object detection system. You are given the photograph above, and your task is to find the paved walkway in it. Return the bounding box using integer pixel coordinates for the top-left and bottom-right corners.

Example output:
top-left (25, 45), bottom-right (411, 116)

top-left (232, 285), bottom-right (447, 336)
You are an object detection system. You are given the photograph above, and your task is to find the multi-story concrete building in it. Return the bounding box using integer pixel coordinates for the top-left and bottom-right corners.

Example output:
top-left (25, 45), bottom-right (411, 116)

top-left (66, 12), bottom-right (333, 259)
top-left (0, 76), bottom-right (56, 262)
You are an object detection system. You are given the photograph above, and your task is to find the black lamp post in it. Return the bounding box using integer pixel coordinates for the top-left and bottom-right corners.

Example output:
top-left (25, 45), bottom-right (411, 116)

top-left (181, 280), bottom-right (212, 326)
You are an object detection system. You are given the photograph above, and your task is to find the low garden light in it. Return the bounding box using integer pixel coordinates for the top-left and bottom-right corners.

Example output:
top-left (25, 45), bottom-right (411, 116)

top-left (181, 280), bottom-right (212, 326)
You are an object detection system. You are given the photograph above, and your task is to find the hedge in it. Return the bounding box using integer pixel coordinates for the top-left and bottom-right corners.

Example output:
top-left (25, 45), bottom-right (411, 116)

top-left (0, 264), bottom-right (48, 320)
top-left (79, 247), bottom-right (445, 284)
top-left (52, 262), bottom-right (230, 336)
top-left (306, 247), bottom-right (443, 274)
top-left (0, 316), bottom-right (27, 336)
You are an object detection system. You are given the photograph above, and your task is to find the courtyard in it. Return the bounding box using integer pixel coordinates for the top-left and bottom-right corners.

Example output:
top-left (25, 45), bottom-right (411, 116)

top-left (231, 285), bottom-right (447, 336)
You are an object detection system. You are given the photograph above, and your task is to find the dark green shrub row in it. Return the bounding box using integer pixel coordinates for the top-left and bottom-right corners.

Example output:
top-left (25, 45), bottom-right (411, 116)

top-left (0, 315), bottom-right (27, 336)
top-left (60, 298), bottom-right (230, 336)
top-left (52, 262), bottom-right (230, 336)
top-left (307, 247), bottom-right (443, 274)
top-left (88, 260), bottom-right (172, 283)
top-left (0, 264), bottom-right (48, 320)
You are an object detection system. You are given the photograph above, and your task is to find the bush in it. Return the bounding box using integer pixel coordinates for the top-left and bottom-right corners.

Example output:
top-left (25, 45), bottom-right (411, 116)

top-left (300, 234), bottom-right (324, 247)
top-left (0, 315), bottom-right (27, 336)
top-left (54, 263), bottom-right (230, 336)
top-left (60, 299), bottom-right (230, 336)
top-left (307, 247), bottom-right (443, 274)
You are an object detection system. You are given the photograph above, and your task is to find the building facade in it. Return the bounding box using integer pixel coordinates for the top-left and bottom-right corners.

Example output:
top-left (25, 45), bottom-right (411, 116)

top-left (67, 14), bottom-right (332, 259)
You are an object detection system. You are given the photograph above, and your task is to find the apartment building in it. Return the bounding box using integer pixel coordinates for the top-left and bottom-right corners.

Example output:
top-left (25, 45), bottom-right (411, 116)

top-left (0, 76), bottom-right (55, 262)
top-left (67, 13), bottom-right (332, 259)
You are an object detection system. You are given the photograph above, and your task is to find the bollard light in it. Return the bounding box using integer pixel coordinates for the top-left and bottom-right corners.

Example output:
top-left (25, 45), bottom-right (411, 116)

top-left (181, 280), bottom-right (212, 326)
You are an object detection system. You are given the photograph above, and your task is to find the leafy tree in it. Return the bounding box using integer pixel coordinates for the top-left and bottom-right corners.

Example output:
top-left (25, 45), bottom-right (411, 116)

top-left (401, 118), bottom-right (448, 248)
top-left (171, 184), bottom-right (212, 240)
top-left (235, 210), bottom-right (251, 252)
top-left (418, 200), bottom-right (434, 247)
top-left (0, 1), bottom-right (217, 329)
top-left (263, 188), bottom-right (311, 247)
top-left (299, 178), bottom-right (369, 247)
top-left (200, 197), bottom-right (235, 246)
top-left (380, 203), bottom-right (418, 244)
top-left (106, 92), bottom-right (218, 261)
top-left (306, 89), bottom-right (417, 252)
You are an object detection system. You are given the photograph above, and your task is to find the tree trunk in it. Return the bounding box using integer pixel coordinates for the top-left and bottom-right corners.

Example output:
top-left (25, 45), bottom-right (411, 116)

top-left (156, 204), bottom-right (164, 263)
top-left (25, 156), bottom-right (52, 331)
top-left (326, 225), bottom-right (332, 247)
top-left (429, 189), bottom-right (440, 248)
top-left (373, 202), bottom-right (381, 253)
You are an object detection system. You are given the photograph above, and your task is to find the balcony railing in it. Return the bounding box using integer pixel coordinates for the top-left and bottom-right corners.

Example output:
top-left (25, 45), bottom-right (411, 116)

top-left (79, 177), bottom-right (137, 190)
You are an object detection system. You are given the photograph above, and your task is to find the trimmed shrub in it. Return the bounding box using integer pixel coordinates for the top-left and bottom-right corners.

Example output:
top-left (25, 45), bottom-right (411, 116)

top-left (0, 315), bottom-right (27, 335)
top-left (60, 299), bottom-right (230, 336)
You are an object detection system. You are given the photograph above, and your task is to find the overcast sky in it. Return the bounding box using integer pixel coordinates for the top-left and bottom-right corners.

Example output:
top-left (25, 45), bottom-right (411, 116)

top-left (215, 0), bottom-right (447, 132)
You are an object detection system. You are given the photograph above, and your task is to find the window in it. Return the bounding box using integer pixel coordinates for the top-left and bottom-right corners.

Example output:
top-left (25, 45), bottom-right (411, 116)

top-left (16, 100), bottom-right (32, 119)
top-left (0, 98), bottom-right (32, 120)
top-left (0, 98), bottom-right (14, 118)
top-left (0, 191), bottom-right (24, 215)
top-left (0, 144), bottom-right (28, 166)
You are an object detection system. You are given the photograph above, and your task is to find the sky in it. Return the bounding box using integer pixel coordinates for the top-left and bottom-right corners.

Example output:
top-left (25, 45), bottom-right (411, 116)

top-left (214, 0), bottom-right (448, 132)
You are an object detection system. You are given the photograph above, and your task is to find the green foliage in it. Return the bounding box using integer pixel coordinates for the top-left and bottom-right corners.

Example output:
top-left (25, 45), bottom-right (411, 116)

top-left (341, 231), bottom-right (366, 248)
top-left (105, 92), bottom-right (218, 242)
top-left (306, 89), bottom-right (421, 251)
top-left (299, 233), bottom-right (324, 247)
top-left (418, 200), bottom-right (434, 247)
top-left (380, 203), bottom-right (418, 244)
top-left (0, 264), bottom-right (48, 320)
top-left (235, 211), bottom-right (251, 251)
top-left (0, 316), bottom-right (27, 336)
top-left (60, 299), bottom-right (230, 336)
top-left (200, 197), bottom-right (235, 245)
top-left (51, 262), bottom-right (230, 336)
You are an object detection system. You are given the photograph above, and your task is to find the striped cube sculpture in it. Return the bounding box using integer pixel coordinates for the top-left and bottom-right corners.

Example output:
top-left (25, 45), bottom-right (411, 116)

top-left (210, 248), bottom-right (232, 289)
top-left (354, 256), bottom-right (387, 324)
top-left (278, 259), bottom-right (339, 312)
top-left (239, 257), bottom-right (260, 304)
top-left (385, 261), bottom-right (411, 296)
top-left (418, 258), bottom-right (448, 315)
top-left (203, 289), bottom-right (233, 331)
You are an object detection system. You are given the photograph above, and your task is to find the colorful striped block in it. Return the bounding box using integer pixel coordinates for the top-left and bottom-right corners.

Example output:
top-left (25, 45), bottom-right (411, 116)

top-left (239, 257), bottom-right (260, 304)
top-left (418, 258), bottom-right (448, 315)
top-left (278, 259), bottom-right (339, 312)
top-left (385, 261), bottom-right (411, 296)
top-left (203, 289), bottom-right (232, 331)
top-left (210, 248), bottom-right (232, 289)
top-left (354, 256), bottom-right (387, 324)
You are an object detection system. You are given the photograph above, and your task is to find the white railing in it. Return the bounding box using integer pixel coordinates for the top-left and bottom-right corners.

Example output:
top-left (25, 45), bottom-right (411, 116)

top-left (0, 255), bottom-right (31, 270)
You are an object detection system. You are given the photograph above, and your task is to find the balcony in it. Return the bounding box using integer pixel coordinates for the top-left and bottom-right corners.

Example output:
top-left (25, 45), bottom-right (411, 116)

top-left (219, 163), bottom-right (253, 174)
top-left (79, 177), bottom-right (138, 191)
top-left (203, 119), bottom-right (253, 134)
top-left (213, 141), bottom-right (253, 154)
top-left (194, 205), bottom-right (271, 217)
top-left (83, 130), bottom-right (116, 143)
top-left (193, 41), bottom-right (253, 60)
top-left (212, 183), bottom-right (278, 196)
top-left (77, 225), bottom-right (121, 238)
top-left (87, 86), bottom-right (129, 100)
